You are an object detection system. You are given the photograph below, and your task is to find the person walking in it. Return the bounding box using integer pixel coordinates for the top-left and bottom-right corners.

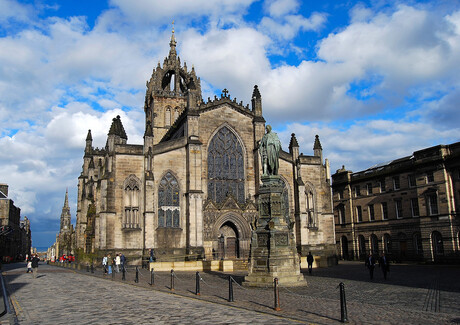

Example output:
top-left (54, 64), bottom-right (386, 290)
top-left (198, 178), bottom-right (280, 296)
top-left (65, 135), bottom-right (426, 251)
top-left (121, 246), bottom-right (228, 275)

top-left (115, 254), bottom-right (121, 273)
top-left (365, 253), bottom-right (376, 280)
top-left (120, 254), bottom-right (126, 272)
top-left (307, 252), bottom-right (314, 275)
top-left (379, 252), bottom-right (390, 280)
top-left (26, 258), bottom-right (32, 273)
top-left (31, 254), bottom-right (40, 278)
top-left (102, 255), bottom-right (108, 274)
top-left (107, 254), bottom-right (112, 275)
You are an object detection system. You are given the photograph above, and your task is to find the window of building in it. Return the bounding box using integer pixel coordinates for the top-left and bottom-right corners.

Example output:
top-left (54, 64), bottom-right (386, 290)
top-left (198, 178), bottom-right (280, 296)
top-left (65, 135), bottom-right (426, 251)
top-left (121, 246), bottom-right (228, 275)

top-left (427, 193), bottom-right (438, 215)
top-left (158, 172), bottom-right (180, 228)
top-left (368, 204), bottom-right (375, 221)
top-left (426, 171), bottom-right (434, 183)
top-left (408, 174), bottom-right (416, 187)
top-left (354, 185), bottom-right (361, 197)
top-left (431, 231), bottom-right (444, 257)
top-left (393, 176), bottom-right (400, 190)
top-left (370, 234), bottom-right (379, 255)
top-left (337, 190), bottom-right (343, 200)
top-left (207, 126), bottom-right (245, 203)
top-left (379, 179), bottom-right (386, 193)
top-left (381, 202), bottom-right (388, 220)
top-left (123, 176), bottom-right (140, 229)
top-left (356, 206), bottom-right (363, 222)
top-left (165, 107), bottom-right (171, 126)
top-left (367, 183), bottom-right (372, 195)
top-left (395, 199), bottom-right (403, 219)
top-left (305, 184), bottom-right (317, 228)
top-left (358, 235), bottom-right (366, 259)
top-left (411, 198), bottom-right (419, 217)
top-left (338, 205), bottom-right (346, 224)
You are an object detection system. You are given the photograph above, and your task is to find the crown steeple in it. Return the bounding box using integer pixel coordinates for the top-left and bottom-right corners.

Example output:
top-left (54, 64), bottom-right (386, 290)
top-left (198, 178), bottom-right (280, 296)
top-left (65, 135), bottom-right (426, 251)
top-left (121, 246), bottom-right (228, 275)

top-left (169, 21), bottom-right (177, 59)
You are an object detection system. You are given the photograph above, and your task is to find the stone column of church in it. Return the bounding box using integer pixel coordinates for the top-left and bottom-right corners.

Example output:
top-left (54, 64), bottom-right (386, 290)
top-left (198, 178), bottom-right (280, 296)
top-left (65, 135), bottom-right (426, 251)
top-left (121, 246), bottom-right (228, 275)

top-left (185, 95), bottom-right (204, 256)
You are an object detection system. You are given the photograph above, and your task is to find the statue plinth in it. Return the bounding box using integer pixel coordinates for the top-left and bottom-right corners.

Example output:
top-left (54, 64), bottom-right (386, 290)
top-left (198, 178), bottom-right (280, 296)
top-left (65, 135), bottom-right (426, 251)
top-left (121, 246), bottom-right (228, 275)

top-left (244, 175), bottom-right (306, 287)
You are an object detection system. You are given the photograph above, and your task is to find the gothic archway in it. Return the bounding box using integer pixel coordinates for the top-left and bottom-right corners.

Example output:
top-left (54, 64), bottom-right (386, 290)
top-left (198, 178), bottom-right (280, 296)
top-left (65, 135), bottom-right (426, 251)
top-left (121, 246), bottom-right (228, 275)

top-left (211, 213), bottom-right (251, 260)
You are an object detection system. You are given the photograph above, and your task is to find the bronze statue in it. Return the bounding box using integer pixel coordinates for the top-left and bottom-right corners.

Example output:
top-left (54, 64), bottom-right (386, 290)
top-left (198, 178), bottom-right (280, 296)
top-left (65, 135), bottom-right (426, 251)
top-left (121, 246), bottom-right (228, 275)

top-left (260, 125), bottom-right (281, 176)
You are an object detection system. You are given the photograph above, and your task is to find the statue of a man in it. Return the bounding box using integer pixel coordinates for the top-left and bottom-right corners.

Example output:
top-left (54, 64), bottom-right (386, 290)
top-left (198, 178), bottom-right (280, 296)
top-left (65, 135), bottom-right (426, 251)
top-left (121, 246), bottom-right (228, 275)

top-left (260, 125), bottom-right (281, 176)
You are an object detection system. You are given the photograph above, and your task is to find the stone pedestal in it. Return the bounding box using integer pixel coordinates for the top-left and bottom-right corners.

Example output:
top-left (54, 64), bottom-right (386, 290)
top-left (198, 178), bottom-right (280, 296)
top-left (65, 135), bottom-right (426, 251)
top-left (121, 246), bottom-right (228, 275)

top-left (244, 176), bottom-right (306, 287)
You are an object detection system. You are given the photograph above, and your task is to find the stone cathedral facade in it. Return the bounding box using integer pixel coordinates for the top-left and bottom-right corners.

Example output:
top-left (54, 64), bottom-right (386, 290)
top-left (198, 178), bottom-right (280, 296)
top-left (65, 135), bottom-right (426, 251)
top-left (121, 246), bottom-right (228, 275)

top-left (75, 31), bottom-right (337, 265)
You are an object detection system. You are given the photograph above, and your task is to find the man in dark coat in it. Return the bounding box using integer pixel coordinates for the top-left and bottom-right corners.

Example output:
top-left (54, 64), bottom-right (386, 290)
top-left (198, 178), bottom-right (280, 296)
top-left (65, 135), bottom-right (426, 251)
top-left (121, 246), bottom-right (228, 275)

top-left (365, 253), bottom-right (376, 280)
top-left (379, 253), bottom-right (390, 280)
top-left (31, 254), bottom-right (40, 278)
top-left (307, 252), bottom-right (314, 274)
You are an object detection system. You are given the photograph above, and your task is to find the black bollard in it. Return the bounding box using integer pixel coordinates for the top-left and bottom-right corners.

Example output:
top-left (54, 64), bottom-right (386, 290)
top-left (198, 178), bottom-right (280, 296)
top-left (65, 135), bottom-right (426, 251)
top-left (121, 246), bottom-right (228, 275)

top-left (196, 272), bottom-right (200, 296)
top-left (91, 264), bottom-right (94, 273)
top-left (112, 268), bottom-right (114, 280)
top-left (170, 269), bottom-right (175, 291)
top-left (135, 266), bottom-right (139, 283)
top-left (86, 264), bottom-right (89, 272)
top-left (150, 269), bottom-right (154, 286)
top-left (228, 276), bottom-right (234, 302)
top-left (274, 278), bottom-right (281, 311)
top-left (122, 266), bottom-right (126, 281)
top-left (339, 282), bottom-right (348, 323)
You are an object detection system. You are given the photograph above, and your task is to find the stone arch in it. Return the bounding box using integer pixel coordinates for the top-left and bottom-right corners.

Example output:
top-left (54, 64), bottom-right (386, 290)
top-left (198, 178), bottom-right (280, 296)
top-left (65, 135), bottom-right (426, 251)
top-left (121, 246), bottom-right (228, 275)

top-left (212, 213), bottom-right (252, 259)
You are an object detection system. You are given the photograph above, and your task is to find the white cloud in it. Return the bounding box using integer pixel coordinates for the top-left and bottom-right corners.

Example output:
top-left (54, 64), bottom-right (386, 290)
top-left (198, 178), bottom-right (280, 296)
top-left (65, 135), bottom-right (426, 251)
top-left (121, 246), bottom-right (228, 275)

top-left (259, 13), bottom-right (327, 40)
top-left (265, 0), bottom-right (299, 18)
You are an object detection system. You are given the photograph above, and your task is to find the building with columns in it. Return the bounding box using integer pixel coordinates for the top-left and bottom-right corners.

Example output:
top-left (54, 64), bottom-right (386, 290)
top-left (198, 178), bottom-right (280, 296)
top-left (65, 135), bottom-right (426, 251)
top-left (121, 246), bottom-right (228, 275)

top-left (75, 31), bottom-right (337, 265)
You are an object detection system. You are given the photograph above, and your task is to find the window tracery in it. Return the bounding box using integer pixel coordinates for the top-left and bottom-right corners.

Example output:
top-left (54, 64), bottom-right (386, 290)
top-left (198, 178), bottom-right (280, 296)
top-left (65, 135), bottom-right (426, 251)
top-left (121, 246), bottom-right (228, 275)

top-left (207, 126), bottom-right (245, 203)
top-left (123, 176), bottom-right (140, 229)
top-left (158, 172), bottom-right (180, 228)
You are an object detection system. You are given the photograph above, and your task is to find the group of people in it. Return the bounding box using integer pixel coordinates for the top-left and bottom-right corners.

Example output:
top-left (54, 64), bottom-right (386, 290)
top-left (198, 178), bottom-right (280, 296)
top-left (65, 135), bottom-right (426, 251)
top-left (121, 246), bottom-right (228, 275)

top-left (25, 254), bottom-right (40, 278)
top-left (102, 253), bottom-right (126, 275)
top-left (365, 252), bottom-right (390, 280)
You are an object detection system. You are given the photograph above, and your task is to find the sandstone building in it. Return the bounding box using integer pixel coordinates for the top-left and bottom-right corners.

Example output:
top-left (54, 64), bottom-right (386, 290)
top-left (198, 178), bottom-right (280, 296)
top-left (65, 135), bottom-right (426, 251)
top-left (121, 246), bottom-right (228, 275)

top-left (75, 31), bottom-right (337, 265)
top-left (0, 183), bottom-right (31, 261)
top-left (332, 142), bottom-right (460, 263)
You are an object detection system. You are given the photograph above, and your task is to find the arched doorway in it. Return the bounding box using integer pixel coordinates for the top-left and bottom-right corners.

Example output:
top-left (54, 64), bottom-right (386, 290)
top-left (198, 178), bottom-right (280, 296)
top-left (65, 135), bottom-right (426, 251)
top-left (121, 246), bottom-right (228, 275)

top-left (341, 236), bottom-right (349, 260)
top-left (218, 222), bottom-right (239, 259)
top-left (370, 234), bottom-right (379, 256)
top-left (398, 232), bottom-right (407, 260)
top-left (431, 231), bottom-right (444, 261)
top-left (358, 235), bottom-right (366, 260)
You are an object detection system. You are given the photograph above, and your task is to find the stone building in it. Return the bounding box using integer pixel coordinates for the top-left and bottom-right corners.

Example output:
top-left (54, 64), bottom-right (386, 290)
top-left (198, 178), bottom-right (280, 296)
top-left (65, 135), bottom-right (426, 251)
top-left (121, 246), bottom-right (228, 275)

top-left (332, 142), bottom-right (460, 263)
top-left (0, 183), bottom-right (31, 261)
top-left (49, 189), bottom-right (75, 260)
top-left (75, 31), bottom-right (337, 265)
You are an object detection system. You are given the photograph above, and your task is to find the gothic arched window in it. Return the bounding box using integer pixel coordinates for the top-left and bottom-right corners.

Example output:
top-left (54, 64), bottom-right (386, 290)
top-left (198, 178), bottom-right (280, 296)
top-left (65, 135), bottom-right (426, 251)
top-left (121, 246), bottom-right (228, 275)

top-left (305, 183), bottom-right (317, 228)
top-left (123, 176), bottom-right (140, 229)
top-left (207, 126), bottom-right (245, 203)
top-left (165, 107), bottom-right (171, 126)
top-left (158, 172), bottom-right (180, 228)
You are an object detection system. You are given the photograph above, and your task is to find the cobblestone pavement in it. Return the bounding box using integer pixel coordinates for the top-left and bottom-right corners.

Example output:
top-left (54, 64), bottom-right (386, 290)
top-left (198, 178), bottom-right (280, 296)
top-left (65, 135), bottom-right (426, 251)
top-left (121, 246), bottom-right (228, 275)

top-left (1, 261), bottom-right (460, 324)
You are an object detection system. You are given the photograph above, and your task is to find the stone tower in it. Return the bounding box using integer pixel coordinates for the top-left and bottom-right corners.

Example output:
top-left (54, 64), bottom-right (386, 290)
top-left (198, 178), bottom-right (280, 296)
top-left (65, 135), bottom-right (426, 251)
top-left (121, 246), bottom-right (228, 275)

top-left (144, 26), bottom-right (202, 144)
top-left (60, 189), bottom-right (71, 233)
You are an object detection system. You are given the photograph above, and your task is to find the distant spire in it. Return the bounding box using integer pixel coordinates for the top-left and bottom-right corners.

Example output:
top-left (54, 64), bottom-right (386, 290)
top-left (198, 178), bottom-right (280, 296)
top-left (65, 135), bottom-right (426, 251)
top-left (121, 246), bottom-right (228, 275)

top-left (64, 188), bottom-right (69, 209)
top-left (313, 135), bottom-right (322, 150)
top-left (289, 133), bottom-right (299, 149)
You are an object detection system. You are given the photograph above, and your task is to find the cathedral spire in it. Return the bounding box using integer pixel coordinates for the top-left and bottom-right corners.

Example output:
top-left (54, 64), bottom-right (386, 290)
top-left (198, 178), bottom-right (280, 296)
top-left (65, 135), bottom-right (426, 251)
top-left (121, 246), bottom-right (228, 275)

top-left (60, 189), bottom-right (71, 233)
top-left (64, 188), bottom-right (69, 209)
top-left (169, 21), bottom-right (177, 59)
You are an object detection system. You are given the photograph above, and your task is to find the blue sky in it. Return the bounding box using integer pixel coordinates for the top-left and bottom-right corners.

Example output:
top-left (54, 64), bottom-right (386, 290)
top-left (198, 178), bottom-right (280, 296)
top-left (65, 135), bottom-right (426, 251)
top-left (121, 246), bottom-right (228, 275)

top-left (1, 0), bottom-right (459, 248)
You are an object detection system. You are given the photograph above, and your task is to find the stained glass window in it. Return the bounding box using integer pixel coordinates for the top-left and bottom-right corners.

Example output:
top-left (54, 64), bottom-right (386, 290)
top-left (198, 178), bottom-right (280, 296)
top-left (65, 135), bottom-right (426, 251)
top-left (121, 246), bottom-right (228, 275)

top-left (158, 172), bottom-right (180, 228)
top-left (208, 126), bottom-right (245, 203)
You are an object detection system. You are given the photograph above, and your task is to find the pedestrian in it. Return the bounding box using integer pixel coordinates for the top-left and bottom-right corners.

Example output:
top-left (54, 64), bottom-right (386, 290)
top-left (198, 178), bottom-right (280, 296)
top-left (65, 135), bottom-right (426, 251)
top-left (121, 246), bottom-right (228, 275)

top-left (149, 249), bottom-right (156, 262)
top-left (26, 257), bottom-right (32, 273)
top-left (107, 254), bottom-right (112, 274)
top-left (115, 253), bottom-right (121, 273)
top-left (365, 253), bottom-right (376, 280)
top-left (379, 252), bottom-right (390, 280)
top-left (31, 254), bottom-right (40, 278)
top-left (307, 252), bottom-right (314, 275)
top-left (120, 253), bottom-right (126, 272)
top-left (102, 255), bottom-right (108, 274)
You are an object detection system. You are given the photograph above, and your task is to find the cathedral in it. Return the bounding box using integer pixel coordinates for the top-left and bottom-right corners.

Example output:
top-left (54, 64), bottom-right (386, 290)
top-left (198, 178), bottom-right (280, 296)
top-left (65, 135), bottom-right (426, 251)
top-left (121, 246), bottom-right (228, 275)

top-left (75, 30), bottom-right (337, 265)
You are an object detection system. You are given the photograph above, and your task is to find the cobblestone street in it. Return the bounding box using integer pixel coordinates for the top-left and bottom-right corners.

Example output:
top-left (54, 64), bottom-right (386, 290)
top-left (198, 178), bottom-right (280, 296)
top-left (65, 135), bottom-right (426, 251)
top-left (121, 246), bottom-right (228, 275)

top-left (1, 261), bottom-right (460, 324)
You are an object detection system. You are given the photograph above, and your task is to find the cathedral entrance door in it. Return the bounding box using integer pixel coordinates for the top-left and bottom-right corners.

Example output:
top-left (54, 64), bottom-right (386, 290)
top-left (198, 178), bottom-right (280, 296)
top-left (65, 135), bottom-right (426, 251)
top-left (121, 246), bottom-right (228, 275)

top-left (218, 221), bottom-right (239, 259)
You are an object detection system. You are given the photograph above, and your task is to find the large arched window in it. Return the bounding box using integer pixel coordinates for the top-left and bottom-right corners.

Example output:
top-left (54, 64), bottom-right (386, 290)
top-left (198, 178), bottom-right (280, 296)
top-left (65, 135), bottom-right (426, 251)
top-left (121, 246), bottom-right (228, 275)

top-left (370, 234), bottom-right (379, 255)
top-left (158, 172), bottom-right (180, 228)
top-left (358, 235), bottom-right (366, 259)
top-left (413, 232), bottom-right (423, 255)
top-left (431, 231), bottom-right (444, 259)
top-left (383, 233), bottom-right (392, 254)
top-left (123, 175), bottom-right (140, 229)
top-left (207, 126), bottom-right (245, 203)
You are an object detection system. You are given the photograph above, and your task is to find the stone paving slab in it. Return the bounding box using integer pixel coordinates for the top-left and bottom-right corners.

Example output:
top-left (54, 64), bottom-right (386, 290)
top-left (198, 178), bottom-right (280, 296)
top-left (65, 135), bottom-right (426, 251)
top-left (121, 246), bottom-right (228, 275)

top-left (2, 261), bottom-right (460, 324)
